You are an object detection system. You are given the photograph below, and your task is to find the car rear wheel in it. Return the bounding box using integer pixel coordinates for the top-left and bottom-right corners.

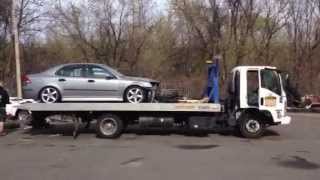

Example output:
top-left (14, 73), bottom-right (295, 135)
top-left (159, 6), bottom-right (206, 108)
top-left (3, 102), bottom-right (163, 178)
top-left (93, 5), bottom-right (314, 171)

top-left (124, 86), bottom-right (146, 103)
top-left (40, 87), bottom-right (60, 103)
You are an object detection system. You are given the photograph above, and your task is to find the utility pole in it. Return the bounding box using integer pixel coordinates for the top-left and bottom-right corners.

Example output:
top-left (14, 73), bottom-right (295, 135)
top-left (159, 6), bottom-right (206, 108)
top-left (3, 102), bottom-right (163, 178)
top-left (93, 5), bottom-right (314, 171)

top-left (11, 0), bottom-right (22, 98)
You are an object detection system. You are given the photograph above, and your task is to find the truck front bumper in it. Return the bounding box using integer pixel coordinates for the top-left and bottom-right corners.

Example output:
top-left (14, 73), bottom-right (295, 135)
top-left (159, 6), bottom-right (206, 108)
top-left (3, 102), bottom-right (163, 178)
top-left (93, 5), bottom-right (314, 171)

top-left (278, 115), bottom-right (291, 125)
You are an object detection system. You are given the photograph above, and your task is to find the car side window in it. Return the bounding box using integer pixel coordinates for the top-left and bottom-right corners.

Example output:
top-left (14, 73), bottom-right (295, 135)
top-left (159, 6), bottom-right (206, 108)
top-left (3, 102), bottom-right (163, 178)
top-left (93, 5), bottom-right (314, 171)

top-left (56, 65), bottom-right (84, 77)
top-left (87, 65), bottom-right (114, 79)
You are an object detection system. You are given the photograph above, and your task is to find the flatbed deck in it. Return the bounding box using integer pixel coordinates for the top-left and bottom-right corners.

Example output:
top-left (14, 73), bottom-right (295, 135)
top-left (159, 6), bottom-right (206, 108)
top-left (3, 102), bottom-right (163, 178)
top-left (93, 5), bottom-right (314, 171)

top-left (19, 103), bottom-right (222, 113)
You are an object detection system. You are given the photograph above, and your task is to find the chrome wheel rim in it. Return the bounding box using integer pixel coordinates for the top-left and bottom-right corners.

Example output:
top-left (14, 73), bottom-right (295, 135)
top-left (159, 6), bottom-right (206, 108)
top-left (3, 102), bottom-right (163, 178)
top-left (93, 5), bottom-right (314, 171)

top-left (41, 87), bottom-right (59, 103)
top-left (127, 88), bottom-right (143, 103)
top-left (245, 119), bottom-right (261, 133)
top-left (100, 118), bottom-right (117, 136)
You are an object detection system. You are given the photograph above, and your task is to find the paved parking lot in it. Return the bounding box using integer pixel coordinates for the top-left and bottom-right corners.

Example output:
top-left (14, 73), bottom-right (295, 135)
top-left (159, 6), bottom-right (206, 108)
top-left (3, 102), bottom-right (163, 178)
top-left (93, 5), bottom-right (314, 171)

top-left (0, 113), bottom-right (319, 180)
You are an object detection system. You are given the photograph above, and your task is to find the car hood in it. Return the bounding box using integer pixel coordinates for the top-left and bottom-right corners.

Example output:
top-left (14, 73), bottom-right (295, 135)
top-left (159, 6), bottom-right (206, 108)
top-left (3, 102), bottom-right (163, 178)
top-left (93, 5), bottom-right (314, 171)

top-left (123, 76), bottom-right (159, 84)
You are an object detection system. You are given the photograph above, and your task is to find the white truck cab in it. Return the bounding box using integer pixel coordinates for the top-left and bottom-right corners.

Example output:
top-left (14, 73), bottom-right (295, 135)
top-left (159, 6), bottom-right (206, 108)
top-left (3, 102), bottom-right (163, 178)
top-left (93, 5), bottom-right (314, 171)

top-left (228, 66), bottom-right (291, 138)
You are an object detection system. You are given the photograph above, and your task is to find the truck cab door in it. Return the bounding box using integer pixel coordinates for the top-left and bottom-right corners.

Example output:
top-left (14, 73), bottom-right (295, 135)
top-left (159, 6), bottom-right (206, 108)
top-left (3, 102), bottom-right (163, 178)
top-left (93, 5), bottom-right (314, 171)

top-left (246, 70), bottom-right (260, 107)
top-left (258, 69), bottom-right (285, 113)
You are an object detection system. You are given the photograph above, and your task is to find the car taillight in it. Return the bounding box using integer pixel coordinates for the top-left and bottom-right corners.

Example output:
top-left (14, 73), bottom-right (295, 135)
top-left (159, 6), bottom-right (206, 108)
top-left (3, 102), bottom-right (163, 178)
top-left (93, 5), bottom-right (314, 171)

top-left (22, 75), bottom-right (32, 84)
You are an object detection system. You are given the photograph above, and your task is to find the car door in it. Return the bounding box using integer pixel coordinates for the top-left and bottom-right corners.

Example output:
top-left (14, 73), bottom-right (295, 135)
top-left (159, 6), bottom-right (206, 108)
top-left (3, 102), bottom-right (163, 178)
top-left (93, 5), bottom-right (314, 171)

top-left (83, 65), bottom-right (121, 101)
top-left (55, 65), bottom-right (88, 100)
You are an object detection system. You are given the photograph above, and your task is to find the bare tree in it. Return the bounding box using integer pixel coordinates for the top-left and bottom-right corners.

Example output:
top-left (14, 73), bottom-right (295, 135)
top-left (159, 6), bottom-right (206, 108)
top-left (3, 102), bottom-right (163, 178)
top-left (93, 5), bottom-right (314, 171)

top-left (286, 0), bottom-right (320, 92)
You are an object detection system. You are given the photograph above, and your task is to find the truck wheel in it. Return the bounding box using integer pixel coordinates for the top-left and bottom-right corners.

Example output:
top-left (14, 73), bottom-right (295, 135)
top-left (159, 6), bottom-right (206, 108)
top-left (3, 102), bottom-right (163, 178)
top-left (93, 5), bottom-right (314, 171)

top-left (17, 110), bottom-right (31, 129)
top-left (239, 114), bottom-right (265, 139)
top-left (17, 110), bottom-right (30, 121)
top-left (96, 114), bottom-right (124, 138)
top-left (31, 117), bottom-right (47, 129)
top-left (30, 113), bottom-right (51, 129)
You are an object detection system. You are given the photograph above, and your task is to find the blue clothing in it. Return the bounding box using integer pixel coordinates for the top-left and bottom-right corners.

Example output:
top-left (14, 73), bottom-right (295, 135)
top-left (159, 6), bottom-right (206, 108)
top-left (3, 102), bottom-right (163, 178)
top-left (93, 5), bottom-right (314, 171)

top-left (205, 59), bottom-right (219, 103)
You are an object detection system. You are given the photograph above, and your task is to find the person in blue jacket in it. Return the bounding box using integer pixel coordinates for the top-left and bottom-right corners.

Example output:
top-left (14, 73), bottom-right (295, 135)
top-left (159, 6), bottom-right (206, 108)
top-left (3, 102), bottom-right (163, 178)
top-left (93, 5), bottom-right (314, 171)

top-left (203, 55), bottom-right (220, 103)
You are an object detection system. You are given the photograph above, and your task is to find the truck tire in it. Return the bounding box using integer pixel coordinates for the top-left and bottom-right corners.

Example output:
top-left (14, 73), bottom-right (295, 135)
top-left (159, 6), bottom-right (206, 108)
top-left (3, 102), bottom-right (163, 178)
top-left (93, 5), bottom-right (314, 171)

top-left (17, 110), bottom-right (31, 129)
top-left (17, 110), bottom-right (30, 122)
top-left (31, 116), bottom-right (47, 129)
top-left (96, 114), bottom-right (124, 138)
top-left (239, 114), bottom-right (265, 139)
top-left (30, 113), bottom-right (50, 129)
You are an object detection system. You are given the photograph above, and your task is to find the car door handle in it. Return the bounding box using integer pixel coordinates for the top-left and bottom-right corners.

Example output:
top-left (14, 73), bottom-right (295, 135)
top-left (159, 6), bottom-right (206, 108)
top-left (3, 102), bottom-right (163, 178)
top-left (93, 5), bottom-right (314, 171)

top-left (88, 80), bottom-right (95, 83)
top-left (58, 78), bottom-right (66, 82)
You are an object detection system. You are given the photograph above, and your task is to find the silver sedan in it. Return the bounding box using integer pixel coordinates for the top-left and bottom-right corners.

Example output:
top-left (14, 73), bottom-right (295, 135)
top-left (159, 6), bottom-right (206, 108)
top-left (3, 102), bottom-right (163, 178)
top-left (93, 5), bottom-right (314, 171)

top-left (22, 63), bottom-right (159, 103)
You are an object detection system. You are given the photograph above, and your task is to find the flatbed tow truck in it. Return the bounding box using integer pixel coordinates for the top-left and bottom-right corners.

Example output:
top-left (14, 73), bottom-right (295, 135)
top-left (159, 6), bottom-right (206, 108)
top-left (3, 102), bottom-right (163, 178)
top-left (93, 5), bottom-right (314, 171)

top-left (18, 64), bottom-right (291, 139)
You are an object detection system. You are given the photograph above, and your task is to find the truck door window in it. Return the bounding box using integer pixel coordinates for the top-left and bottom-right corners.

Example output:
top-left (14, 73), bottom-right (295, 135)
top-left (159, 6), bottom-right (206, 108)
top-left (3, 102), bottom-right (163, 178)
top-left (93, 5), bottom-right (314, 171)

top-left (261, 69), bottom-right (282, 95)
top-left (247, 70), bottom-right (259, 106)
top-left (235, 71), bottom-right (240, 107)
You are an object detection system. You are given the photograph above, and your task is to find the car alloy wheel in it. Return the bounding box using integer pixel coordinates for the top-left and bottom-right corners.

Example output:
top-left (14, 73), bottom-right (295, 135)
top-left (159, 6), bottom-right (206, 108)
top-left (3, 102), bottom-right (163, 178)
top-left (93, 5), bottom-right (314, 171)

top-left (126, 87), bottom-right (144, 103)
top-left (41, 87), bottom-right (59, 103)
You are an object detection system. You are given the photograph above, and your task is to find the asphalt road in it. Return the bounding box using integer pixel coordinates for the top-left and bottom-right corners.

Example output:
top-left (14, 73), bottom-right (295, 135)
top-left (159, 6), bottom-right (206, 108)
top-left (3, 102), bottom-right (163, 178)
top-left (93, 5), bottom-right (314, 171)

top-left (0, 113), bottom-right (319, 180)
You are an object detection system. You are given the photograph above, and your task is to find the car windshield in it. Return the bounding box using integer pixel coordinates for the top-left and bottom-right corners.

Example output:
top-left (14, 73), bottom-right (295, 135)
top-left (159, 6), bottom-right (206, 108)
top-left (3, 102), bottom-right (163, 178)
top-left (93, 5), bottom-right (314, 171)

top-left (261, 69), bottom-right (282, 95)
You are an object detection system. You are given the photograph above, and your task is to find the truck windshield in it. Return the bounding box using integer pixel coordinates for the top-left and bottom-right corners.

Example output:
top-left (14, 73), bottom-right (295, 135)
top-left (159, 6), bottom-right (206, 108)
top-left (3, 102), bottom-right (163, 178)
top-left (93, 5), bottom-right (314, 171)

top-left (261, 69), bottom-right (282, 95)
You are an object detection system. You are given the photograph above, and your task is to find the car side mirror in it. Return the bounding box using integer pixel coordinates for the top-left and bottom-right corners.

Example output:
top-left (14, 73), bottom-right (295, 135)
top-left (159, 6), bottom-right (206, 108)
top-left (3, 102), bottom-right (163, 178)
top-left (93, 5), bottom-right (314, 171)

top-left (105, 75), bottom-right (115, 80)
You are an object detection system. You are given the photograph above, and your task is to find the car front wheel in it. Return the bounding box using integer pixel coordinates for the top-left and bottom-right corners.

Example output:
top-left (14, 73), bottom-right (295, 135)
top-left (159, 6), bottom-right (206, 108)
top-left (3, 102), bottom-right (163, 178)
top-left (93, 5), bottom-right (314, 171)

top-left (124, 86), bottom-right (146, 103)
top-left (40, 87), bottom-right (60, 103)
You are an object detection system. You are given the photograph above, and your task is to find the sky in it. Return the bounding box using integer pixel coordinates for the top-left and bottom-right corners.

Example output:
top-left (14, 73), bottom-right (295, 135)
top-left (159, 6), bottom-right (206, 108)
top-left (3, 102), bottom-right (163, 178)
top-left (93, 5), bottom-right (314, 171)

top-left (155, 0), bottom-right (169, 12)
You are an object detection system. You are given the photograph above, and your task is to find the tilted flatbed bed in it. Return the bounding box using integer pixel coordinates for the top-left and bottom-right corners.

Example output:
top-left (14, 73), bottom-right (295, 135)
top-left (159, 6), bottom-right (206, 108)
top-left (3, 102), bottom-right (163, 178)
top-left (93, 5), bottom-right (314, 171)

top-left (18, 102), bottom-right (225, 139)
top-left (19, 103), bottom-right (222, 113)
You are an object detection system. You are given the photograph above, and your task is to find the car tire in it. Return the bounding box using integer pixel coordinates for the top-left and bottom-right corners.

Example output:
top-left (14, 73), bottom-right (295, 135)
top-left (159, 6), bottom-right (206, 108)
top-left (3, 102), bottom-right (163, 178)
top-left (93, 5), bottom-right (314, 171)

top-left (238, 113), bottom-right (265, 139)
top-left (39, 86), bottom-right (61, 103)
top-left (124, 86), bottom-right (146, 103)
top-left (96, 114), bottom-right (124, 138)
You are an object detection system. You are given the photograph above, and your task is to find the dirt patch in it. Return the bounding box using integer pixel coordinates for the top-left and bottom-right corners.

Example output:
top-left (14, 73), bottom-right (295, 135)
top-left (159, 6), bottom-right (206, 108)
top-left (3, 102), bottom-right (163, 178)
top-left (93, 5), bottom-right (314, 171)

top-left (49, 163), bottom-right (69, 169)
top-left (44, 144), bottom-right (56, 147)
top-left (120, 157), bottom-right (144, 167)
top-left (275, 156), bottom-right (320, 170)
top-left (6, 143), bottom-right (16, 146)
top-left (296, 150), bottom-right (310, 154)
top-left (175, 144), bottom-right (219, 150)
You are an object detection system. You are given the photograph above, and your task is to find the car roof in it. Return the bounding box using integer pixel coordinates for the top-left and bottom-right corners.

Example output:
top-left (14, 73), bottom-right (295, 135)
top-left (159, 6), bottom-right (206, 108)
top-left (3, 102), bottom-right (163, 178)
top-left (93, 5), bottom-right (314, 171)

top-left (231, 66), bottom-right (277, 72)
top-left (43, 63), bottom-right (109, 75)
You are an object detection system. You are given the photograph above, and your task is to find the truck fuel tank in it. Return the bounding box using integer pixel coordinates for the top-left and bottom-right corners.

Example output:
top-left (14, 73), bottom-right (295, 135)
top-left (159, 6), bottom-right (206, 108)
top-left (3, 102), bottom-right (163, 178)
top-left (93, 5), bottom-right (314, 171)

top-left (139, 117), bottom-right (174, 128)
